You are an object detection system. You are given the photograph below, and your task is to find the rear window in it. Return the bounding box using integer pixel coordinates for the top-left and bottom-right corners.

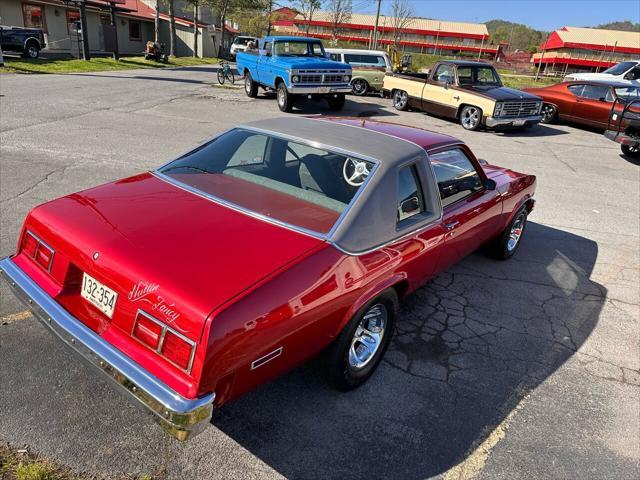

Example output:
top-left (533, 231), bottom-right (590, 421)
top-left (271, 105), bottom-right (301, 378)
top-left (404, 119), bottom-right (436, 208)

top-left (158, 129), bottom-right (375, 234)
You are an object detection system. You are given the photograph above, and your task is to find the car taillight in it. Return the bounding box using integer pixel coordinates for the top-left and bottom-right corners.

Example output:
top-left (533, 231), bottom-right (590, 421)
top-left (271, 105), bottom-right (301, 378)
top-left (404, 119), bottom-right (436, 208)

top-left (21, 232), bottom-right (38, 257)
top-left (161, 330), bottom-right (194, 371)
top-left (21, 230), bottom-right (54, 271)
top-left (132, 311), bottom-right (163, 349)
top-left (132, 310), bottom-right (195, 372)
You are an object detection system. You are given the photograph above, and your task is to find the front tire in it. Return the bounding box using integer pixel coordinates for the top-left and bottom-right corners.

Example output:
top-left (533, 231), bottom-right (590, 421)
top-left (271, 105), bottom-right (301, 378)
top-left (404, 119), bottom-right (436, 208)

top-left (217, 69), bottom-right (225, 85)
top-left (327, 93), bottom-right (346, 111)
top-left (621, 144), bottom-right (640, 158)
top-left (277, 82), bottom-right (293, 112)
top-left (460, 105), bottom-right (482, 131)
top-left (244, 72), bottom-right (258, 97)
top-left (541, 103), bottom-right (557, 124)
top-left (393, 89), bottom-right (409, 110)
top-left (322, 291), bottom-right (398, 391)
top-left (489, 206), bottom-right (528, 260)
top-left (351, 79), bottom-right (369, 96)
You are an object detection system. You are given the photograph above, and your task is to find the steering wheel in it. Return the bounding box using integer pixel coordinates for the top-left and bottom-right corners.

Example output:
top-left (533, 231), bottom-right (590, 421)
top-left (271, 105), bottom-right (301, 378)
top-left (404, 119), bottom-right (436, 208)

top-left (343, 158), bottom-right (371, 187)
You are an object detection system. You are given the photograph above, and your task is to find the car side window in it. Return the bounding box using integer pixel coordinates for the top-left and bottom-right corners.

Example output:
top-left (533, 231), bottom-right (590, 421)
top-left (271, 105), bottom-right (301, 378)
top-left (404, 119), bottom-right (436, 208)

top-left (625, 67), bottom-right (640, 80)
top-left (581, 84), bottom-right (611, 101)
top-left (397, 165), bottom-right (424, 222)
top-left (568, 84), bottom-right (585, 97)
top-left (430, 148), bottom-right (483, 208)
top-left (433, 64), bottom-right (454, 84)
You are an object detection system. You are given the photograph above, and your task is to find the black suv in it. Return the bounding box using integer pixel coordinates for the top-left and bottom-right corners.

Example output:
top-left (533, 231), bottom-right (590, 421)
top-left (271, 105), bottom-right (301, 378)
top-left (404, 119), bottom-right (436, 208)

top-left (1, 26), bottom-right (46, 58)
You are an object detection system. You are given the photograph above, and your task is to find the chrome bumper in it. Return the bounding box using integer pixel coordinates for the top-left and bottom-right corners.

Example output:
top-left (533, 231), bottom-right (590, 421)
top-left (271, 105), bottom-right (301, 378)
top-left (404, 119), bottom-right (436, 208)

top-left (485, 114), bottom-right (543, 128)
top-left (288, 85), bottom-right (352, 94)
top-left (0, 257), bottom-right (215, 441)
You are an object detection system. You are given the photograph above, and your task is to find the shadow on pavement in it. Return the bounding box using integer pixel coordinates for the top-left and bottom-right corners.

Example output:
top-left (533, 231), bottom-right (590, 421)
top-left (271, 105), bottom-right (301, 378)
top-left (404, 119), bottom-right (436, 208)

top-left (213, 222), bottom-right (604, 479)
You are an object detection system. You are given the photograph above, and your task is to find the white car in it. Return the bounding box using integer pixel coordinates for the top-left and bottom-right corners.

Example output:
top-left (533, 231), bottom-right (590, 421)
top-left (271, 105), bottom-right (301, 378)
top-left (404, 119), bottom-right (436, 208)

top-left (564, 60), bottom-right (640, 85)
top-left (230, 36), bottom-right (258, 59)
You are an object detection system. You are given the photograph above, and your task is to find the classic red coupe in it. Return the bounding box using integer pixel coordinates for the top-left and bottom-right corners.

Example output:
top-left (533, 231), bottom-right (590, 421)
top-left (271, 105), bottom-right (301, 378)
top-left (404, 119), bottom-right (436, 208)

top-left (524, 80), bottom-right (640, 130)
top-left (0, 118), bottom-right (536, 439)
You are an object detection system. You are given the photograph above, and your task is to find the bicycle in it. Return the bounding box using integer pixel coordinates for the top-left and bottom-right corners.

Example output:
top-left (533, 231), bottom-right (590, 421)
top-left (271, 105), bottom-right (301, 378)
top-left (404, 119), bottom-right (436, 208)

top-left (217, 61), bottom-right (236, 85)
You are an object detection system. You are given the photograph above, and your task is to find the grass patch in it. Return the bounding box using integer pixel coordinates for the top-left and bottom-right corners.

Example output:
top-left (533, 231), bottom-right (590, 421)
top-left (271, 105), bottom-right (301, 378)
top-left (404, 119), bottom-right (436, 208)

top-left (0, 444), bottom-right (155, 480)
top-left (0, 56), bottom-right (220, 74)
top-left (501, 74), bottom-right (558, 90)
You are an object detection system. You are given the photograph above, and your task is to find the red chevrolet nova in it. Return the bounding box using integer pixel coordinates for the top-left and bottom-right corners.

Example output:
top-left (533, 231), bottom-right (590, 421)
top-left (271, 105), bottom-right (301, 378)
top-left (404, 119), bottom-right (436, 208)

top-left (0, 117), bottom-right (536, 439)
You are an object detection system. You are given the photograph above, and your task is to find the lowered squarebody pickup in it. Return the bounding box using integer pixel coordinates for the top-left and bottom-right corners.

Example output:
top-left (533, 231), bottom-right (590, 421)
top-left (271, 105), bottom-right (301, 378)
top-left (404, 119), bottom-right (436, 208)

top-left (383, 60), bottom-right (543, 131)
top-left (236, 36), bottom-right (352, 112)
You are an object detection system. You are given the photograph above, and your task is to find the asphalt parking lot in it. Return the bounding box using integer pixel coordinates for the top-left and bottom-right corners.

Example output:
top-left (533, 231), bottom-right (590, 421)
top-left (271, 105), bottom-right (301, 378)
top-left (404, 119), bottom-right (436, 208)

top-left (0, 65), bottom-right (638, 480)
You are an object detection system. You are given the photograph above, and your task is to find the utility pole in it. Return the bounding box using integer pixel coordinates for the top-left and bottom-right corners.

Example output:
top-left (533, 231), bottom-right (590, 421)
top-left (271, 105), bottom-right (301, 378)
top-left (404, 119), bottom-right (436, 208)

top-left (78, 0), bottom-right (91, 60)
top-left (535, 31), bottom-right (551, 81)
top-left (371, 0), bottom-right (382, 49)
top-left (110, 2), bottom-right (119, 60)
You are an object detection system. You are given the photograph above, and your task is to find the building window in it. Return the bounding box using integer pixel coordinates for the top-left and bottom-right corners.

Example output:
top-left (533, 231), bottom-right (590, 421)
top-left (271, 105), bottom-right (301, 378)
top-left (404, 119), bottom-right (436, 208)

top-left (129, 20), bottom-right (141, 41)
top-left (22, 3), bottom-right (46, 31)
top-left (66, 10), bottom-right (80, 33)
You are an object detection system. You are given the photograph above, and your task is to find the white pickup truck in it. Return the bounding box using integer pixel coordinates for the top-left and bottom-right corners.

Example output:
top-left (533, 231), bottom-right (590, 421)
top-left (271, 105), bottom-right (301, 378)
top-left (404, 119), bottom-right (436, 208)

top-left (565, 60), bottom-right (640, 85)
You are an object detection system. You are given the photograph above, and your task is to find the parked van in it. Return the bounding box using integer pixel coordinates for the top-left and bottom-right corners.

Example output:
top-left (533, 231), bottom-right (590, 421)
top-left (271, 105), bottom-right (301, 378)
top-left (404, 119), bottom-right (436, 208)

top-left (326, 48), bottom-right (392, 95)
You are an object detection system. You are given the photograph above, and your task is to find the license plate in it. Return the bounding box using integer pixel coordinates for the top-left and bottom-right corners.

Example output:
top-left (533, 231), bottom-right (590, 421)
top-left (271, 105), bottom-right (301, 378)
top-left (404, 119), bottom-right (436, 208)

top-left (81, 273), bottom-right (118, 318)
top-left (513, 119), bottom-right (526, 126)
top-left (318, 87), bottom-right (330, 93)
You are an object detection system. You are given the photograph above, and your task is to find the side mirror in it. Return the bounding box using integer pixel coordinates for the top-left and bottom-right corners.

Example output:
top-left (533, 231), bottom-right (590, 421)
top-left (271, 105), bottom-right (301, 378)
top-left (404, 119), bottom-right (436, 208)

top-left (324, 52), bottom-right (331, 59)
top-left (444, 80), bottom-right (450, 89)
top-left (485, 178), bottom-right (497, 191)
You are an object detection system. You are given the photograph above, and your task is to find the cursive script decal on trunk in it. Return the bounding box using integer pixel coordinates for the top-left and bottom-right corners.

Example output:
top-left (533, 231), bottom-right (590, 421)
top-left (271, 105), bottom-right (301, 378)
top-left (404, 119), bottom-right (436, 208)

top-left (128, 281), bottom-right (184, 331)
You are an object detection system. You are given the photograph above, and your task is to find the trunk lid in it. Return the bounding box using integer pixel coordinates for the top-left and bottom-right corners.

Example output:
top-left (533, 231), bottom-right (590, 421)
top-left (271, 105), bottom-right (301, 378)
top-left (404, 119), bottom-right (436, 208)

top-left (21, 173), bottom-right (324, 341)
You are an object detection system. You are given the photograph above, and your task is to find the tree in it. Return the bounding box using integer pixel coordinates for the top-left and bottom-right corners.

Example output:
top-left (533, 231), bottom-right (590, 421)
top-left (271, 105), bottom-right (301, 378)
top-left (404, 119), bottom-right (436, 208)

top-left (292, 0), bottom-right (321, 35)
top-left (390, 0), bottom-right (413, 49)
top-left (168, 0), bottom-right (177, 56)
top-left (326, 0), bottom-right (352, 42)
top-left (154, 0), bottom-right (161, 43)
top-left (186, 0), bottom-right (201, 57)
top-left (209, 0), bottom-right (262, 58)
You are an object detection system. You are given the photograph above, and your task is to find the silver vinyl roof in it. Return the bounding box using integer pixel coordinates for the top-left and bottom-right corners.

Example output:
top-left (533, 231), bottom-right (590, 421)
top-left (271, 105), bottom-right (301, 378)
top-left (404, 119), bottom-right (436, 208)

top-left (239, 117), bottom-right (443, 254)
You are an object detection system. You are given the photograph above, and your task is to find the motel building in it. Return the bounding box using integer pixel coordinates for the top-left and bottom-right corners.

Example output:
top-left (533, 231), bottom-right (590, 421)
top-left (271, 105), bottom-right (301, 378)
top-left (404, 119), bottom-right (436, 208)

top-left (0, 0), bottom-right (237, 58)
top-left (272, 8), bottom-right (501, 60)
top-left (532, 26), bottom-right (640, 75)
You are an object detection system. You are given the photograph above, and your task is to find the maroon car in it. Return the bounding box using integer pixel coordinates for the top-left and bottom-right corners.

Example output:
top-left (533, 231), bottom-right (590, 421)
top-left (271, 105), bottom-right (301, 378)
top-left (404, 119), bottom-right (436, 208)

top-left (524, 81), bottom-right (640, 129)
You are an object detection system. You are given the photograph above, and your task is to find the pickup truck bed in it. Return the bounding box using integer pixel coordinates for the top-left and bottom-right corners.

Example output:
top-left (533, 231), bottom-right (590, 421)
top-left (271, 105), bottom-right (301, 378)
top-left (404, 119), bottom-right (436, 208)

top-left (0, 25), bottom-right (45, 59)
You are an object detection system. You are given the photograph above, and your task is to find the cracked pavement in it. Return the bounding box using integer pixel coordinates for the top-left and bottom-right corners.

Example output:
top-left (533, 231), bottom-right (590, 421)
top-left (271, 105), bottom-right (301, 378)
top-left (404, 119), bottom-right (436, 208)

top-left (0, 66), bottom-right (638, 479)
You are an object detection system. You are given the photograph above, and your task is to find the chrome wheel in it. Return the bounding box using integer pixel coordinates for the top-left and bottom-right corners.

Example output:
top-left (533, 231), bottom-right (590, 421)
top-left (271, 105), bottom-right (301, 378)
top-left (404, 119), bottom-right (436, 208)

top-left (277, 87), bottom-right (285, 107)
top-left (461, 106), bottom-right (480, 130)
top-left (348, 304), bottom-right (387, 369)
top-left (507, 212), bottom-right (526, 252)
top-left (393, 90), bottom-right (408, 110)
top-left (541, 103), bottom-right (556, 123)
top-left (352, 79), bottom-right (368, 96)
top-left (245, 75), bottom-right (251, 93)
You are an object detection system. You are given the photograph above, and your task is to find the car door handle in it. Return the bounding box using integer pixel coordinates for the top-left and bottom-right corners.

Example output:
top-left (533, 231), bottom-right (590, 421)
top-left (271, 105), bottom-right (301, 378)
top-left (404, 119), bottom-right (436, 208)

top-left (453, 95), bottom-right (460, 101)
top-left (445, 220), bottom-right (460, 230)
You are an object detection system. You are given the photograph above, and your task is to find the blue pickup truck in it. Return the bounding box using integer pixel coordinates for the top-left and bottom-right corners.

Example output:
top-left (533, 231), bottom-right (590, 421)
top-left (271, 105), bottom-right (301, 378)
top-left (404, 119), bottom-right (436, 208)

top-left (236, 36), bottom-right (352, 112)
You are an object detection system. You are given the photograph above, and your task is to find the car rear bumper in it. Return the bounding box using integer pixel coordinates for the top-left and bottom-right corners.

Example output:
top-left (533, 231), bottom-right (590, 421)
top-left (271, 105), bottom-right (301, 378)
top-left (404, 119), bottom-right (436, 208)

top-left (288, 85), bottom-right (352, 94)
top-left (0, 256), bottom-right (215, 441)
top-left (485, 115), bottom-right (543, 128)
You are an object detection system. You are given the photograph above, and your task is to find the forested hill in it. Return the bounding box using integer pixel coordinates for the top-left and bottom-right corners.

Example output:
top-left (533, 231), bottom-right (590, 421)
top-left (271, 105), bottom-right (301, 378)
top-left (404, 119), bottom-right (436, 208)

top-left (485, 20), bottom-right (546, 53)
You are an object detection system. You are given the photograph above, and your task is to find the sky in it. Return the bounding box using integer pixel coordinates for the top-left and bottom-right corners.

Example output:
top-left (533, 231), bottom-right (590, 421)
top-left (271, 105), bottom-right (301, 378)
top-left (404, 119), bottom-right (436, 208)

top-left (346, 0), bottom-right (640, 31)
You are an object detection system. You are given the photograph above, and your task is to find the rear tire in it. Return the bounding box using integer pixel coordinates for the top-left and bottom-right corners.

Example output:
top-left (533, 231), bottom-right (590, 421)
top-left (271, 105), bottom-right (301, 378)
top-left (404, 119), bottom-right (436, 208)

top-left (23, 41), bottom-right (40, 59)
top-left (277, 82), bottom-right (293, 112)
top-left (621, 144), bottom-right (640, 158)
top-left (351, 79), bottom-right (369, 96)
top-left (393, 89), bottom-right (409, 110)
top-left (217, 69), bottom-right (225, 85)
top-left (489, 206), bottom-right (529, 260)
top-left (327, 94), bottom-right (346, 111)
top-left (244, 72), bottom-right (258, 97)
top-left (322, 290), bottom-right (398, 391)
